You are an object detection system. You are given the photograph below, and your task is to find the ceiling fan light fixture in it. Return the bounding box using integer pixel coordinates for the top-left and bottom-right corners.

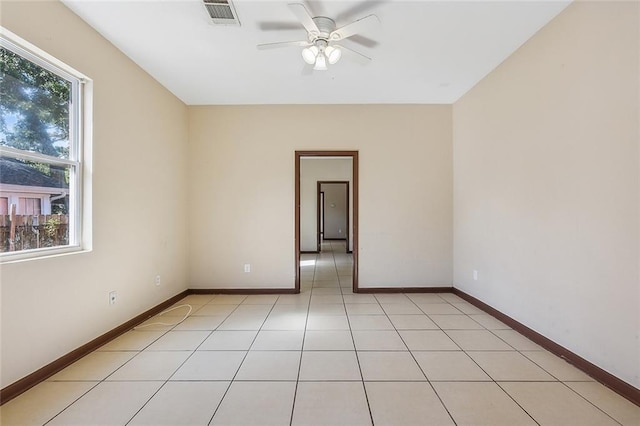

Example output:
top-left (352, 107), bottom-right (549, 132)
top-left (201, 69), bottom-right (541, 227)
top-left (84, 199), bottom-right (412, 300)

top-left (257, 3), bottom-right (378, 72)
top-left (325, 46), bottom-right (342, 65)
top-left (302, 45), bottom-right (318, 65)
top-left (313, 52), bottom-right (327, 71)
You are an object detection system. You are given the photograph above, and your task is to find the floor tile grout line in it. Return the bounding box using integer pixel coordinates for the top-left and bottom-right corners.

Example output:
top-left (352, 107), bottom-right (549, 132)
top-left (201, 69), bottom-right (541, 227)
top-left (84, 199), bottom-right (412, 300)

top-left (288, 250), bottom-right (315, 426)
top-left (44, 294), bottom-right (226, 425)
top-left (554, 381), bottom-right (625, 425)
top-left (480, 321), bottom-right (542, 355)
top-left (376, 291), bottom-right (459, 426)
top-left (499, 342), bottom-right (627, 425)
top-left (493, 381), bottom-right (543, 426)
top-left (418, 296), bottom-right (541, 425)
top-left (104, 294), bottom-right (251, 425)
top-left (50, 378), bottom-right (600, 383)
top-left (122, 381), bottom-right (168, 425)
top-left (433, 317), bottom-right (548, 398)
top-left (330, 241), bottom-right (350, 294)
top-left (45, 297), bottom-right (219, 425)
top-left (436, 325), bottom-right (562, 390)
top-left (42, 381), bottom-right (102, 426)
top-left (332, 242), bottom-right (375, 426)
top-left (156, 297), bottom-right (246, 369)
top-left (318, 240), bottom-right (370, 421)
top-left (123, 296), bottom-right (248, 425)
top-left (206, 297), bottom-right (280, 425)
top-left (435, 323), bottom-right (506, 380)
top-left (517, 349), bottom-right (594, 384)
top-left (379, 294), bottom-right (560, 425)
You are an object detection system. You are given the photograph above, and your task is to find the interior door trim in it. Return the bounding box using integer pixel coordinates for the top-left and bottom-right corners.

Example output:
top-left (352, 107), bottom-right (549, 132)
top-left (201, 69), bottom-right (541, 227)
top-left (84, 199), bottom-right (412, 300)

top-left (295, 151), bottom-right (359, 293)
top-left (317, 181), bottom-right (349, 249)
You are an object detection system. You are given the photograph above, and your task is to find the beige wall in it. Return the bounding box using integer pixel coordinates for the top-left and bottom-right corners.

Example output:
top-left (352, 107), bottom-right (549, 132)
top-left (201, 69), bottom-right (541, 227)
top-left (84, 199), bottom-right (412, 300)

top-left (0, 1), bottom-right (189, 388)
top-left (300, 158), bottom-right (352, 251)
top-left (188, 105), bottom-right (453, 289)
top-left (453, 1), bottom-right (640, 388)
top-left (321, 182), bottom-right (348, 241)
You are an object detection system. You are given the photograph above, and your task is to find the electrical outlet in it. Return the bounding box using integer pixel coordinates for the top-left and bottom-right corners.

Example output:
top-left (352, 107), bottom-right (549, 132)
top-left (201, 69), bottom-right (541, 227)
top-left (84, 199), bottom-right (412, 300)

top-left (155, 275), bottom-right (161, 286)
top-left (473, 270), bottom-right (478, 281)
top-left (244, 264), bottom-right (251, 273)
top-left (109, 291), bottom-right (117, 305)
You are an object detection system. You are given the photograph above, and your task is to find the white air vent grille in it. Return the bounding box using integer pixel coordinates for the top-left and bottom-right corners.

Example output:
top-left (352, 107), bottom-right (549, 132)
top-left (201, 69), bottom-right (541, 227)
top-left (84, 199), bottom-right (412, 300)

top-left (203, 0), bottom-right (240, 26)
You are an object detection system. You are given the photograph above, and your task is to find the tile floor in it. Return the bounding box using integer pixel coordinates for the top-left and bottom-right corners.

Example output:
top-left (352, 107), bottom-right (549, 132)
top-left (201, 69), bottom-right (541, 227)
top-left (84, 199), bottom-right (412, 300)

top-left (2, 241), bottom-right (639, 425)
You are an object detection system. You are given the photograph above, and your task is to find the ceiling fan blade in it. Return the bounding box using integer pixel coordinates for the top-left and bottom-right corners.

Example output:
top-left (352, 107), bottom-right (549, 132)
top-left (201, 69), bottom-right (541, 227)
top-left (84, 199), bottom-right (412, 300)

top-left (347, 34), bottom-right (379, 49)
top-left (330, 14), bottom-right (379, 41)
top-left (335, 0), bottom-right (386, 23)
top-left (288, 3), bottom-right (320, 35)
top-left (258, 22), bottom-right (303, 31)
top-left (257, 40), bottom-right (310, 50)
top-left (303, 0), bottom-right (324, 17)
top-left (335, 44), bottom-right (371, 63)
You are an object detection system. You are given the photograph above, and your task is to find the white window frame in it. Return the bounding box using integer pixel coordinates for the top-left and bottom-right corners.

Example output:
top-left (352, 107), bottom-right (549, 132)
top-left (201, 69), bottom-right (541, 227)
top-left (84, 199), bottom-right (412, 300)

top-left (0, 28), bottom-right (91, 262)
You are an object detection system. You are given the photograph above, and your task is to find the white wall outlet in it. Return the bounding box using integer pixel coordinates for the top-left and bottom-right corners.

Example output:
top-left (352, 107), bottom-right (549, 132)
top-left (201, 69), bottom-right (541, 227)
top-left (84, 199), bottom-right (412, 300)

top-left (473, 270), bottom-right (479, 281)
top-left (109, 291), bottom-right (117, 305)
top-left (244, 263), bottom-right (251, 273)
top-left (155, 275), bottom-right (161, 286)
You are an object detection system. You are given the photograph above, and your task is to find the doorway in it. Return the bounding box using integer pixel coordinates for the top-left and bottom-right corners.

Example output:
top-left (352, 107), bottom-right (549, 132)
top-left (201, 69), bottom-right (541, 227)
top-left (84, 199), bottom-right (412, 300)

top-left (317, 181), bottom-right (349, 253)
top-left (295, 151), bottom-right (359, 293)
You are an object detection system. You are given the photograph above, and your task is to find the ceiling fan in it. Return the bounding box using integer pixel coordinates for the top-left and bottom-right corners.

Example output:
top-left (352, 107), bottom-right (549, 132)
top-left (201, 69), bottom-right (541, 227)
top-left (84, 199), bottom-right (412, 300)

top-left (257, 3), bottom-right (379, 71)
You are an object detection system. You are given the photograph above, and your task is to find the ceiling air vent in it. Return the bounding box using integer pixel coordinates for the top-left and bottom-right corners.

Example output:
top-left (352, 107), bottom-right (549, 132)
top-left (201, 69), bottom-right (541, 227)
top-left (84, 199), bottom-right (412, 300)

top-left (203, 0), bottom-right (240, 26)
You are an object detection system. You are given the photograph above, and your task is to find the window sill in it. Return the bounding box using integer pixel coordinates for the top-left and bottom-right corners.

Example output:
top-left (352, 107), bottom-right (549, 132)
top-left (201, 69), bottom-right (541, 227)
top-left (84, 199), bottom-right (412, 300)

top-left (0, 245), bottom-right (90, 264)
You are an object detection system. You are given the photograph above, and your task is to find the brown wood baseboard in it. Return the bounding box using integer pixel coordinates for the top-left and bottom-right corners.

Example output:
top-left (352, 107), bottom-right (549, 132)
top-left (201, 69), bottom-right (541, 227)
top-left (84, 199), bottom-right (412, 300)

top-left (191, 288), bottom-right (298, 295)
top-left (452, 288), bottom-right (640, 407)
top-left (300, 251), bottom-right (319, 254)
top-left (357, 286), bottom-right (453, 293)
top-left (4, 285), bottom-right (638, 410)
top-left (0, 290), bottom-right (189, 405)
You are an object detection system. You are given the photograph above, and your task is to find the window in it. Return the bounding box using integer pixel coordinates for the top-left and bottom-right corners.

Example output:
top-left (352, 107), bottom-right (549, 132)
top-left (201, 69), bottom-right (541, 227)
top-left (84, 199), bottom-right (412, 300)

top-left (0, 30), bottom-right (87, 258)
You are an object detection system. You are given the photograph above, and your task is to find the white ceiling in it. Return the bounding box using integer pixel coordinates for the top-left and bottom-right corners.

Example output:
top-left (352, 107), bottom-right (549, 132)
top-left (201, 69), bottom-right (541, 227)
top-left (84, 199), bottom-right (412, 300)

top-left (62, 0), bottom-right (570, 105)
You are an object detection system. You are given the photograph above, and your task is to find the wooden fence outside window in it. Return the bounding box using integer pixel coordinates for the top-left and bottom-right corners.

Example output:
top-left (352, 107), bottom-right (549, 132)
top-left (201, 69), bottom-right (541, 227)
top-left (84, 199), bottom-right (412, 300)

top-left (0, 213), bottom-right (69, 252)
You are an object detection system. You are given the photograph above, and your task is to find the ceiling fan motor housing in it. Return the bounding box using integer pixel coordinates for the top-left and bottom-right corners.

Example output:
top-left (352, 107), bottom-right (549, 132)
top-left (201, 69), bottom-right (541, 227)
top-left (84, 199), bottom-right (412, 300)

top-left (310, 16), bottom-right (337, 43)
